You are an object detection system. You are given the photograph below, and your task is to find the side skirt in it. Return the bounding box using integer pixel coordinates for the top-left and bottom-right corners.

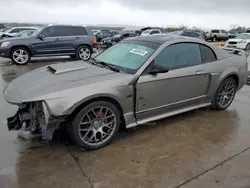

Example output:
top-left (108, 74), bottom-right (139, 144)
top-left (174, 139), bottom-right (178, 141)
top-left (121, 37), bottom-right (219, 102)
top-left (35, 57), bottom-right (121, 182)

top-left (126, 103), bottom-right (211, 129)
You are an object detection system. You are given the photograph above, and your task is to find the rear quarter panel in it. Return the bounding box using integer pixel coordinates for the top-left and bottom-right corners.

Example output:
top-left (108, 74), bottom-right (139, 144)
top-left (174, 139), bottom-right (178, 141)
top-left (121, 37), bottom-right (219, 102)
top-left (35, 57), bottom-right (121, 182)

top-left (204, 50), bottom-right (247, 101)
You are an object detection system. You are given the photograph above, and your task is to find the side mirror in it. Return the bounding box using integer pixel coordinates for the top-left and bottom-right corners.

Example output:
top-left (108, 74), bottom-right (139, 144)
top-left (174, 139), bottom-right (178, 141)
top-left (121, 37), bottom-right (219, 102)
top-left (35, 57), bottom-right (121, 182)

top-left (148, 65), bottom-right (169, 75)
top-left (38, 34), bottom-right (44, 40)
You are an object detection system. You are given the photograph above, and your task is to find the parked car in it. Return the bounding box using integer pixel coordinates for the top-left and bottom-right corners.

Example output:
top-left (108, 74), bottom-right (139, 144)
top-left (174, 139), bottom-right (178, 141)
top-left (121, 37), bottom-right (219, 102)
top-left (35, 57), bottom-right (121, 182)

top-left (95, 30), bottom-right (119, 42)
top-left (92, 30), bottom-right (101, 35)
top-left (0, 25), bottom-right (97, 65)
top-left (0, 27), bottom-right (37, 39)
top-left (4, 35), bottom-right (247, 149)
top-left (99, 32), bottom-right (137, 49)
top-left (245, 29), bottom-right (250, 33)
top-left (2, 30), bottom-right (37, 38)
top-left (225, 33), bottom-right (250, 50)
top-left (168, 30), bottom-right (205, 40)
top-left (141, 29), bottom-right (161, 36)
top-left (205, 29), bottom-right (231, 41)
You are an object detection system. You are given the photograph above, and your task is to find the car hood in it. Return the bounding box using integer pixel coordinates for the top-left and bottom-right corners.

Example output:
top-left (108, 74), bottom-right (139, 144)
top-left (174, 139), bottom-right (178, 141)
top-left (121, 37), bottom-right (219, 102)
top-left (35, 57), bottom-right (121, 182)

top-left (3, 61), bottom-right (129, 104)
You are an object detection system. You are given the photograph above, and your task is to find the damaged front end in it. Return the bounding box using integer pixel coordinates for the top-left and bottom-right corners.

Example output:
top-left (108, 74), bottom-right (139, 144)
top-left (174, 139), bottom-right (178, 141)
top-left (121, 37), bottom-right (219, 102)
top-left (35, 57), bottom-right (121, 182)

top-left (7, 102), bottom-right (65, 140)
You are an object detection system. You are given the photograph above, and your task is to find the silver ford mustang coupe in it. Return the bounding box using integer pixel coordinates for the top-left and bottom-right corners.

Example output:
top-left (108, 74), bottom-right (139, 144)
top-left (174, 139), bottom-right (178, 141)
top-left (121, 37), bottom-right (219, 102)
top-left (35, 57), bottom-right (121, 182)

top-left (3, 35), bottom-right (248, 149)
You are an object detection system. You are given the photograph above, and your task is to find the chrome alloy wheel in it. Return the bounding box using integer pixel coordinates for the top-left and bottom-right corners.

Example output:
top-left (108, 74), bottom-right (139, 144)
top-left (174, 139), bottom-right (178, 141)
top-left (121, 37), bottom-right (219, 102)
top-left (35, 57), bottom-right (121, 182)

top-left (12, 49), bottom-right (29, 64)
top-left (78, 106), bottom-right (117, 147)
top-left (78, 47), bottom-right (91, 60)
top-left (217, 79), bottom-right (236, 108)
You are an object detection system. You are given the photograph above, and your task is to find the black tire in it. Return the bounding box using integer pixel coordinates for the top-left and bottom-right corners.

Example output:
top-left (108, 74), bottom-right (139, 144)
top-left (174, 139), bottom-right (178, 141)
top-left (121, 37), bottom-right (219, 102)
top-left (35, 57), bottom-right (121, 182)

top-left (11, 47), bottom-right (31, 65)
top-left (245, 43), bottom-right (250, 51)
top-left (213, 35), bottom-right (217, 42)
top-left (69, 55), bottom-right (77, 59)
top-left (76, 45), bottom-right (92, 61)
top-left (212, 77), bottom-right (237, 110)
top-left (68, 101), bottom-right (121, 150)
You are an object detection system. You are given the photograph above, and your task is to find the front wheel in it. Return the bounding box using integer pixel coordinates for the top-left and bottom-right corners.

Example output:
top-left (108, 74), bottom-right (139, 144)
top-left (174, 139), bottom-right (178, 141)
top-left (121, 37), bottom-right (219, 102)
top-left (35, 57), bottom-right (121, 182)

top-left (11, 47), bottom-right (31, 65)
top-left (76, 45), bottom-right (92, 61)
top-left (69, 101), bottom-right (121, 150)
top-left (212, 77), bottom-right (237, 110)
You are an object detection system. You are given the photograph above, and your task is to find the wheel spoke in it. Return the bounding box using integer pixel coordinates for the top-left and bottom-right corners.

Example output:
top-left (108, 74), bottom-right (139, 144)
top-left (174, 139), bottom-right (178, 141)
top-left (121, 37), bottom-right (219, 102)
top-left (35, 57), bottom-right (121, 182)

top-left (78, 106), bottom-right (116, 147)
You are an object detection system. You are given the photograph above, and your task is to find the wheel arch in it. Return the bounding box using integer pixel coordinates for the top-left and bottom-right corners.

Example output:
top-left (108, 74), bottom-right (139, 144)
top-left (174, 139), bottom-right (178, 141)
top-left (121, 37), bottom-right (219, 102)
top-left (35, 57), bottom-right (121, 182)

top-left (10, 45), bottom-right (32, 56)
top-left (67, 96), bottom-right (126, 126)
top-left (76, 44), bottom-right (92, 53)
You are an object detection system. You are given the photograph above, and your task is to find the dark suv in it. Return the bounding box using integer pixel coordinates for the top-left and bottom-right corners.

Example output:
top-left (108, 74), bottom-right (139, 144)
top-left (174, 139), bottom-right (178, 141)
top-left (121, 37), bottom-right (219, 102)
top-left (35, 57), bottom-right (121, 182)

top-left (0, 25), bottom-right (97, 65)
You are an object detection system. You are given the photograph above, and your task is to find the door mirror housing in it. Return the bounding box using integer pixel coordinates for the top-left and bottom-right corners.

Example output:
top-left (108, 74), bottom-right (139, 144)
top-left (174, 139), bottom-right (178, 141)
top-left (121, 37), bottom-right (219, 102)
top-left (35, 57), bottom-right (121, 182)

top-left (38, 34), bottom-right (45, 40)
top-left (148, 65), bottom-right (169, 75)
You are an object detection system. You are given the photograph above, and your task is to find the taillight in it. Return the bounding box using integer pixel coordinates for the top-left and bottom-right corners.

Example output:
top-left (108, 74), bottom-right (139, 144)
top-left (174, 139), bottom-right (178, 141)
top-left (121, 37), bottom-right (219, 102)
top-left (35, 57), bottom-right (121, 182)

top-left (91, 37), bottom-right (97, 44)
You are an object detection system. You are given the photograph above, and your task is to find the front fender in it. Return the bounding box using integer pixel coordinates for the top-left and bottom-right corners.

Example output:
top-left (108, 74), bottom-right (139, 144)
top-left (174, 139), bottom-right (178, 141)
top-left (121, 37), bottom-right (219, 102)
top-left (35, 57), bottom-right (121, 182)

top-left (44, 85), bottom-right (134, 117)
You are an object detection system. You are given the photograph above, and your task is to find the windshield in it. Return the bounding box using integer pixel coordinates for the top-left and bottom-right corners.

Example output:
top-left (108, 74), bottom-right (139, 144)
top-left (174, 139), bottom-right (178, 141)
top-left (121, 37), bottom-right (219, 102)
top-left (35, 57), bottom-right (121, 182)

top-left (236, 34), bottom-right (250, 39)
top-left (17, 31), bottom-right (35, 37)
top-left (94, 41), bottom-right (158, 73)
top-left (30, 27), bottom-right (43, 37)
top-left (1, 28), bottom-right (11, 33)
top-left (142, 30), bottom-right (150, 34)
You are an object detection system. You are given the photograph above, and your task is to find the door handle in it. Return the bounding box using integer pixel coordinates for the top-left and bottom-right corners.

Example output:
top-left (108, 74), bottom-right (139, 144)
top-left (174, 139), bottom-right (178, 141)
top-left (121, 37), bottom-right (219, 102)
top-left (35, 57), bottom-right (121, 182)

top-left (196, 70), bottom-right (204, 75)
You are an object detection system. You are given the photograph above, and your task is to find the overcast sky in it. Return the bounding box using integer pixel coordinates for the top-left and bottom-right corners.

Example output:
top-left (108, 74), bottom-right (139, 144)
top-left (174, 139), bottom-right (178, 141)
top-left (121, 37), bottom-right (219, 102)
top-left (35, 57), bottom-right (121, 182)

top-left (0, 0), bottom-right (250, 29)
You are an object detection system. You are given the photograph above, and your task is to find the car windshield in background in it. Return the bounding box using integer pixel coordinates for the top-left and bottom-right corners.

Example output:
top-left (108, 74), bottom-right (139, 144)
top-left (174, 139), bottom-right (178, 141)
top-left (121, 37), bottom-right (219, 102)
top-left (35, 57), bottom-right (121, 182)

top-left (113, 34), bottom-right (122, 38)
top-left (142, 30), bottom-right (150, 34)
top-left (236, 34), bottom-right (250, 39)
top-left (30, 28), bottom-right (43, 37)
top-left (2, 28), bottom-right (10, 33)
top-left (94, 41), bottom-right (158, 73)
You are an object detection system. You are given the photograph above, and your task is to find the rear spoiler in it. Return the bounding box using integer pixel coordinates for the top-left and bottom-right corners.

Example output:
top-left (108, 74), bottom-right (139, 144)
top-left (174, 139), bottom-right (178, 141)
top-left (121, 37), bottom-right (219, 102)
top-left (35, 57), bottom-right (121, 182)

top-left (221, 47), bottom-right (246, 56)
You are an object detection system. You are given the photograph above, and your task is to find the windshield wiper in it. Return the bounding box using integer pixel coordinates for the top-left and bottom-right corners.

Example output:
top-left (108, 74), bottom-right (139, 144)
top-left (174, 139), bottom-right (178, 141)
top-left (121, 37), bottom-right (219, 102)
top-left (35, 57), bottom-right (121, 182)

top-left (90, 58), bottom-right (120, 72)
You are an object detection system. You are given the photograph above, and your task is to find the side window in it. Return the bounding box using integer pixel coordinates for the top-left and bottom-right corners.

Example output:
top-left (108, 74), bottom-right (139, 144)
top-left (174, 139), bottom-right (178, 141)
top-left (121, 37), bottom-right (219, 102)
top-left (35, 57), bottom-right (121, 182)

top-left (10, 28), bottom-right (21, 33)
top-left (154, 43), bottom-right (202, 69)
top-left (41, 27), bottom-right (55, 37)
top-left (150, 30), bottom-right (160, 34)
top-left (123, 34), bottom-right (130, 38)
top-left (72, 27), bottom-right (87, 36)
top-left (199, 44), bottom-right (217, 62)
top-left (221, 30), bottom-right (227, 33)
top-left (211, 30), bottom-right (219, 33)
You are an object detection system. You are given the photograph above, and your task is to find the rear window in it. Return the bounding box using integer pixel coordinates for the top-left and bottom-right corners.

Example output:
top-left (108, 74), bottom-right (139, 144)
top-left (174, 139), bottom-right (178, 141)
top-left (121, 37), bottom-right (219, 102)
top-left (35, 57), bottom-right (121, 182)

top-left (71, 27), bottom-right (87, 35)
top-left (199, 44), bottom-right (217, 62)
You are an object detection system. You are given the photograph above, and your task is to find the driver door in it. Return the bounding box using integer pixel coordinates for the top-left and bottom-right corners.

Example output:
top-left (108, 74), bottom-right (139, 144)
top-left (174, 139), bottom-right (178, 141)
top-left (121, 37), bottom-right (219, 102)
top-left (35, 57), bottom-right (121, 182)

top-left (136, 42), bottom-right (211, 121)
top-left (31, 27), bottom-right (63, 55)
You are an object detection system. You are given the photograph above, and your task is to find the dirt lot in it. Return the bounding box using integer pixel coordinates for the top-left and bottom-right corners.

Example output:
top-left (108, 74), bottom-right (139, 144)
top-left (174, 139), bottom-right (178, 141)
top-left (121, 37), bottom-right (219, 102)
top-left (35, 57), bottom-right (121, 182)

top-left (1, 56), bottom-right (250, 188)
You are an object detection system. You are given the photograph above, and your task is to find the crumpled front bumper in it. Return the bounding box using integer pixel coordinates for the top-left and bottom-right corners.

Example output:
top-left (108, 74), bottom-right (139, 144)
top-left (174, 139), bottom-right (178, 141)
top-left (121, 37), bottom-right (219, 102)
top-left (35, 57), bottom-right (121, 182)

top-left (7, 102), bottom-right (65, 140)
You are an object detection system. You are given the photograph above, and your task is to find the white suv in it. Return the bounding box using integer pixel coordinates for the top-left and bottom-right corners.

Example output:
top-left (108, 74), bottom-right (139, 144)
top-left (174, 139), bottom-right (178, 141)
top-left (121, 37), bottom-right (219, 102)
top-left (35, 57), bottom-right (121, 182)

top-left (0, 27), bottom-right (37, 38)
top-left (206, 29), bottom-right (231, 41)
top-left (141, 29), bottom-right (161, 36)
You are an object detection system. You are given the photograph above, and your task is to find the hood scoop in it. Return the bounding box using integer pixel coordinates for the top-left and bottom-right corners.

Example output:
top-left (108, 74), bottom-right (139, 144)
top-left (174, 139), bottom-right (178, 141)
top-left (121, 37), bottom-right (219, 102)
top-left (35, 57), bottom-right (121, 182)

top-left (47, 63), bottom-right (87, 75)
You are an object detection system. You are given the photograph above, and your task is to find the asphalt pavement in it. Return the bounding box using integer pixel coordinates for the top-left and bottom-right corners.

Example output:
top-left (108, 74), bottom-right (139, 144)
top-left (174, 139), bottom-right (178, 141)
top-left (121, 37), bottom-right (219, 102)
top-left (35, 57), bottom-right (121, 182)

top-left (0, 56), bottom-right (250, 188)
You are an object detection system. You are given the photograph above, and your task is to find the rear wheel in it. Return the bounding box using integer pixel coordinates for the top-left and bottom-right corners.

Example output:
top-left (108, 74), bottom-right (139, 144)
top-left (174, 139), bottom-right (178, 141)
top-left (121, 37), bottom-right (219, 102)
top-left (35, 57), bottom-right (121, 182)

top-left (212, 77), bottom-right (237, 110)
top-left (76, 45), bottom-right (92, 61)
top-left (68, 101), bottom-right (121, 150)
top-left (11, 47), bottom-right (31, 65)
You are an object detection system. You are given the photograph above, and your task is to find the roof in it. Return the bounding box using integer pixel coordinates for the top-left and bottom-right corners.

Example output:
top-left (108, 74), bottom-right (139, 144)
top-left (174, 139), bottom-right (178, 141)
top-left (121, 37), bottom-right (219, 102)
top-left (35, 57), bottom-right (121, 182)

top-left (126, 34), bottom-right (198, 44)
